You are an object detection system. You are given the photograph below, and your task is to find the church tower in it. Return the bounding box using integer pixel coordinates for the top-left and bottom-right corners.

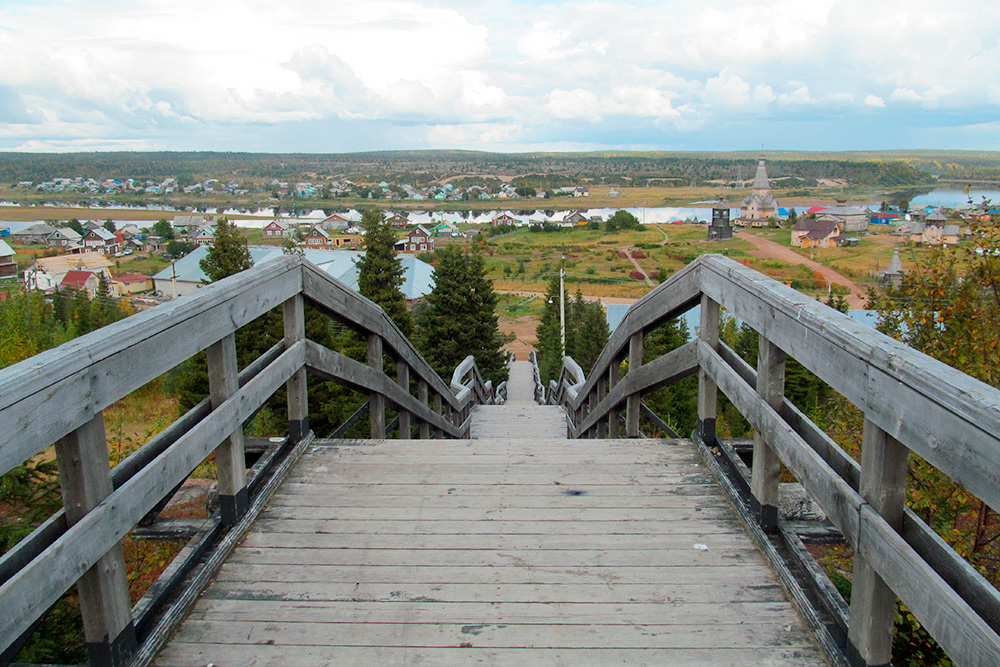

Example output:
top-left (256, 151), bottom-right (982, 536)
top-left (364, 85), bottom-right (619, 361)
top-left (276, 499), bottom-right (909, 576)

top-left (737, 155), bottom-right (779, 227)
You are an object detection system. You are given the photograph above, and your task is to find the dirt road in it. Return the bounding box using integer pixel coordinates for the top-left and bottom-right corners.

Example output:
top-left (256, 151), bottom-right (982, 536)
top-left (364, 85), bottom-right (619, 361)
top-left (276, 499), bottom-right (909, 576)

top-left (738, 231), bottom-right (868, 308)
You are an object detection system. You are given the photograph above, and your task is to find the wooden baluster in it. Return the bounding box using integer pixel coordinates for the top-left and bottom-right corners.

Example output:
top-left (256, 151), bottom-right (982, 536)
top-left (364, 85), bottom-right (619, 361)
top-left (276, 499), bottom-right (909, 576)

top-left (848, 418), bottom-right (908, 666)
top-left (626, 331), bottom-right (644, 437)
top-left (55, 413), bottom-right (136, 667)
top-left (397, 359), bottom-right (411, 438)
top-left (608, 359), bottom-right (621, 438)
top-left (751, 336), bottom-right (785, 533)
top-left (434, 393), bottom-right (443, 438)
top-left (698, 295), bottom-right (720, 446)
top-left (283, 294), bottom-right (308, 444)
top-left (368, 333), bottom-right (385, 438)
top-left (207, 332), bottom-right (248, 524)
top-left (418, 380), bottom-right (430, 438)
top-left (588, 391), bottom-right (597, 438)
top-left (596, 375), bottom-right (607, 438)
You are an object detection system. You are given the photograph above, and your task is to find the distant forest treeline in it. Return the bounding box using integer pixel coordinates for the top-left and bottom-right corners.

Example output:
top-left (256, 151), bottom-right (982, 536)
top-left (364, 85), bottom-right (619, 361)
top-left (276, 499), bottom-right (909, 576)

top-left (2, 149), bottom-right (996, 188)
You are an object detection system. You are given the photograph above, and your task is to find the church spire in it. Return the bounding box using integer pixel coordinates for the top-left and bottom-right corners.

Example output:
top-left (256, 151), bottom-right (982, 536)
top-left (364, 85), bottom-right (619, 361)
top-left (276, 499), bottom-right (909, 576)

top-left (752, 154), bottom-right (770, 191)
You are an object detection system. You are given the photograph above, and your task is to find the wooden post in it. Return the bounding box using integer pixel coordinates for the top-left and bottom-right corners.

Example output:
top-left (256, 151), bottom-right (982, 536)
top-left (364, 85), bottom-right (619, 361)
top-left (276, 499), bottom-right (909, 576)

top-left (626, 331), bottom-right (644, 437)
top-left (596, 376), bottom-right (607, 439)
top-left (608, 359), bottom-right (621, 438)
top-left (55, 413), bottom-right (136, 667)
top-left (418, 380), bottom-right (430, 438)
top-left (397, 360), bottom-right (411, 438)
top-left (588, 391), bottom-right (597, 438)
top-left (207, 333), bottom-right (248, 525)
top-left (368, 333), bottom-right (385, 439)
top-left (283, 294), bottom-right (308, 444)
top-left (848, 418), bottom-right (908, 667)
top-left (434, 393), bottom-right (443, 438)
top-left (751, 336), bottom-right (785, 533)
top-left (698, 295), bottom-right (720, 446)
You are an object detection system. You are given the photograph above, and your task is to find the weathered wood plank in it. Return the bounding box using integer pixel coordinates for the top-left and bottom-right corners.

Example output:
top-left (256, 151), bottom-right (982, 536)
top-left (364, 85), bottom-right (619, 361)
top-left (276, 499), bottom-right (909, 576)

top-left (162, 618), bottom-right (818, 649)
top-left (206, 332), bottom-right (248, 524)
top-left (751, 336), bottom-right (785, 532)
top-left (698, 294), bottom-right (720, 445)
top-left (156, 644), bottom-right (822, 667)
top-left (254, 505), bottom-right (738, 522)
top-left (282, 294), bottom-right (308, 441)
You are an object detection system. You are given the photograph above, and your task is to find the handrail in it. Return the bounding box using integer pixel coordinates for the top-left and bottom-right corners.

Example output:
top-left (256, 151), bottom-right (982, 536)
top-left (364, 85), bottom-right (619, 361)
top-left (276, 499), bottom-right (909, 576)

top-left (0, 254), bottom-right (495, 665)
top-left (547, 253), bottom-right (1000, 666)
top-left (529, 350), bottom-right (545, 403)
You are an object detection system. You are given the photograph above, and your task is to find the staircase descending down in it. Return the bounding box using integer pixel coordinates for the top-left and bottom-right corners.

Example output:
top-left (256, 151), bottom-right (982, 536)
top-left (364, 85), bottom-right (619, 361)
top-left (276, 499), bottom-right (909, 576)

top-left (470, 361), bottom-right (568, 439)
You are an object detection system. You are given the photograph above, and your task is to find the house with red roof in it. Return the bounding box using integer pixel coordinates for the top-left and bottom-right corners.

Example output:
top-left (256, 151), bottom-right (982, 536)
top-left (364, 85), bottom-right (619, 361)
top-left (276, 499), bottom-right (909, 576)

top-left (59, 270), bottom-right (101, 297)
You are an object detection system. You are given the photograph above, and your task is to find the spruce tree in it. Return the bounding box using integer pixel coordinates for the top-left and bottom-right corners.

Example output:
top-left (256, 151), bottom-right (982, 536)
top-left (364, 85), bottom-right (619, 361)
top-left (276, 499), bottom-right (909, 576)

top-left (355, 209), bottom-right (412, 336)
top-left (199, 218), bottom-right (253, 282)
top-left (535, 276), bottom-right (566, 384)
top-left (416, 245), bottom-right (508, 385)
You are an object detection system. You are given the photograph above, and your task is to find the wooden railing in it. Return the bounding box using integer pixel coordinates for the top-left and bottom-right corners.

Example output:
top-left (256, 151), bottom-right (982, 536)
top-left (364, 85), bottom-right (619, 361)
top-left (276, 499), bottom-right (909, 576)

top-left (0, 255), bottom-right (498, 666)
top-left (547, 254), bottom-right (1000, 667)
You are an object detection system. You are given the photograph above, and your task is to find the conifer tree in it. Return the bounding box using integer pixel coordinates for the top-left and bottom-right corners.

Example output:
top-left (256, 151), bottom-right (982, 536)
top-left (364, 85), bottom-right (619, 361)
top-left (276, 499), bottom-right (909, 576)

top-left (535, 276), bottom-right (566, 384)
top-left (566, 288), bottom-right (609, 374)
top-left (356, 209), bottom-right (412, 335)
top-left (199, 218), bottom-right (253, 282)
top-left (416, 245), bottom-right (508, 385)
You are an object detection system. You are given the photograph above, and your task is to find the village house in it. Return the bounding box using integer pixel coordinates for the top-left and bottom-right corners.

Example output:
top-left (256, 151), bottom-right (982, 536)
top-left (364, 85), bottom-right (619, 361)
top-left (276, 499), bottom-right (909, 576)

top-left (398, 225), bottom-right (433, 253)
top-left (303, 226), bottom-right (333, 247)
top-left (792, 217), bottom-right (842, 248)
top-left (492, 213), bottom-right (517, 227)
top-left (563, 211), bottom-right (588, 226)
top-left (433, 221), bottom-right (461, 237)
top-left (172, 214), bottom-right (219, 234)
top-left (192, 226), bottom-right (216, 246)
top-left (262, 220), bottom-right (293, 239)
top-left (112, 273), bottom-right (154, 294)
top-left (82, 228), bottom-right (120, 255)
top-left (59, 270), bottom-right (102, 298)
top-left (10, 223), bottom-right (58, 245)
top-left (0, 240), bottom-right (16, 279)
top-left (819, 202), bottom-right (870, 233)
top-left (320, 214), bottom-right (350, 230)
top-left (387, 214), bottom-right (410, 229)
top-left (736, 155), bottom-right (780, 227)
top-left (46, 228), bottom-right (82, 248)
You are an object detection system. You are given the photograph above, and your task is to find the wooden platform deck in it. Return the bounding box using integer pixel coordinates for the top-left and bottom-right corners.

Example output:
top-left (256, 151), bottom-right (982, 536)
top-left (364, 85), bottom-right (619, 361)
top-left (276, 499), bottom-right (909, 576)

top-left (155, 436), bottom-right (826, 666)
top-left (469, 360), bottom-right (569, 439)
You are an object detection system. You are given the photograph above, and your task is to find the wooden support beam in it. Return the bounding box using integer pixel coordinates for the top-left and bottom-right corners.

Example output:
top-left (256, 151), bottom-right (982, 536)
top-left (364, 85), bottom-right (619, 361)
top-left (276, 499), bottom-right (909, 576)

top-left (848, 419), bottom-right (908, 667)
top-left (55, 413), bottom-right (136, 667)
top-left (596, 375), bottom-right (607, 438)
top-left (751, 336), bottom-right (785, 533)
top-left (418, 380), bottom-right (430, 439)
top-left (207, 333), bottom-right (248, 525)
top-left (608, 359), bottom-right (621, 439)
top-left (283, 294), bottom-right (308, 443)
top-left (397, 361), bottom-right (411, 438)
top-left (433, 393), bottom-right (443, 439)
top-left (626, 331), bottom-right (644, 437)
top-left (367, 334), bottom-right (385, 439)
top-left (697, 295), bottom-right (720, 446)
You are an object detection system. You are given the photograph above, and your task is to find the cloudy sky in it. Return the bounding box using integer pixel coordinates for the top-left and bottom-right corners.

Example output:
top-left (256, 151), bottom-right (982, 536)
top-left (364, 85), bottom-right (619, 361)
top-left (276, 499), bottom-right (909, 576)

top-left (1, 0), bottom-right (998, 153)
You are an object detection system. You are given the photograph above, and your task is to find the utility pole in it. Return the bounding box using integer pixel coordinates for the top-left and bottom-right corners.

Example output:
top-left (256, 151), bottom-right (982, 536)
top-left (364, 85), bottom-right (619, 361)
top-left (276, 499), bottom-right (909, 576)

top-left (559, 256), bottom-right (566, 355)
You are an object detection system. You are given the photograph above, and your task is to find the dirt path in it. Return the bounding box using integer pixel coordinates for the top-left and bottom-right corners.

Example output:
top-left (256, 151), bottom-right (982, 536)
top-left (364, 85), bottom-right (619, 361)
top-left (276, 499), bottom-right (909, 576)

top-left (738, 231), bottom-right (868, 308)
top-left (626, 253), bottom-right (655, 287)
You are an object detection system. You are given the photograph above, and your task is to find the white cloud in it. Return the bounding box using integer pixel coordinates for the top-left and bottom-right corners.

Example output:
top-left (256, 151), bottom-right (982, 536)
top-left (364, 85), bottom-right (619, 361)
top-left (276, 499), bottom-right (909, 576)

top-left (426, 123), bottom-right (522, 145)
top-left (0, 0), bottom-right (998, 150)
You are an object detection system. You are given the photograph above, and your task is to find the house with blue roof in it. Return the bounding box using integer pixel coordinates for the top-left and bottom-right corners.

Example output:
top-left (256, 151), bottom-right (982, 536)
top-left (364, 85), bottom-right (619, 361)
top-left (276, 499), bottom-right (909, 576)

top-left (152, 246), bottom-right (434, 303)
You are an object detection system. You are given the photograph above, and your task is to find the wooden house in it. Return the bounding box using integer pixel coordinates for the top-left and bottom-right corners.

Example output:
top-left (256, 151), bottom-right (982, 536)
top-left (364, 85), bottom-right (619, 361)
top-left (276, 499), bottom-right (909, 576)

top-left (399, 225), bottom-right (433, 253)
top-left (792, 217), bottom-right (842, 248)
top-left (387, 214), bottom-right (410, 229)
top-left (59, 270), bottom-right (101, 298)
top-left (304, 226), bottom-right (332, 247)
top-left (113, 273), bottom-right (153, 294)
top-left (82, 228), bottom-right (120, 255)
top-left (492, 213), bottom-right (517, 227)
top-left (46, 228), bottom-right (82, 249)
top-left (262, 220), bottom-right (293, 239)
top-left (0, 240), bottom-right (16, 279)
top-left (320, 214), bottom-right (350, 230)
